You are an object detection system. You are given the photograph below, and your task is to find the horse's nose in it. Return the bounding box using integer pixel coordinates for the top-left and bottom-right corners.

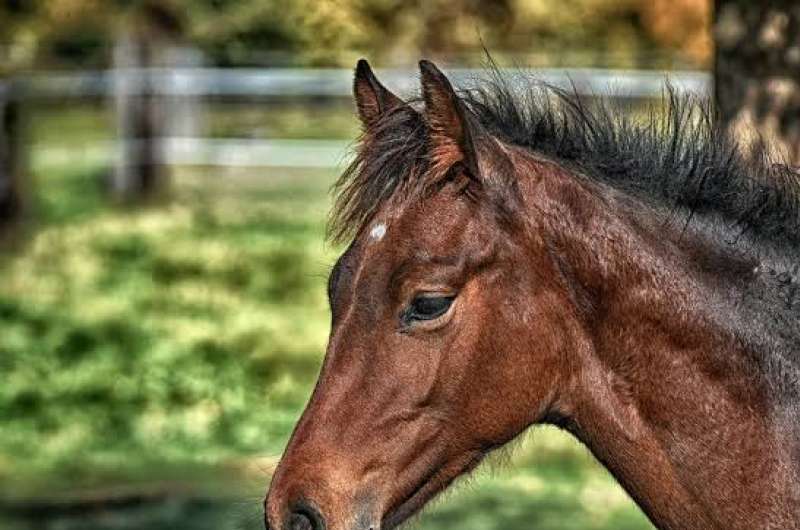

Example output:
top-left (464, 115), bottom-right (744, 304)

top-left (288, 503), bottom-right (325, 530)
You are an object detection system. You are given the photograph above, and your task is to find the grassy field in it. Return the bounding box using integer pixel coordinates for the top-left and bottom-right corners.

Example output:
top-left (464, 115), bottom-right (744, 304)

top-left (0, 106), bottom-right (653, 529)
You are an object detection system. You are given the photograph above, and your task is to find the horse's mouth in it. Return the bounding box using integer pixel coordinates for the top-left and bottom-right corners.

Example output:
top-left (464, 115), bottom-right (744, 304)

top-left (381, 462), bottom-right (444, 530)
top-left (380, 450), bottom-right (486, 530)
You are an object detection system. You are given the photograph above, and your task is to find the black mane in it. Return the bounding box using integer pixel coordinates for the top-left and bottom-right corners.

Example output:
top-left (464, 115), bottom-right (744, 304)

top-left (331, 71), bottom-right (800, 255)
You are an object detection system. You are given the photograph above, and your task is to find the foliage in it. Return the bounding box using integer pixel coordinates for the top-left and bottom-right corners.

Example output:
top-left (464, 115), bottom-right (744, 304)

top-left (0, 0), bottom-right (710, 69)
top-left (641, 0), bottom-right (710, 65)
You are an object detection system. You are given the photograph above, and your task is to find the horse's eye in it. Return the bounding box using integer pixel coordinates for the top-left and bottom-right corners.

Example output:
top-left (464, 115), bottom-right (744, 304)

top-left (403, 295), bottom-right (455, 324)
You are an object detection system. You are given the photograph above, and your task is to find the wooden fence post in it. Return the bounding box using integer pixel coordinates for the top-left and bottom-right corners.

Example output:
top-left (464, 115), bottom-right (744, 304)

top-left (0, 80), bottom-right (24, 229)
top-left (112, 2), bottom-right (197, 201)
top-left (113, 29), bottom-right (160, 200)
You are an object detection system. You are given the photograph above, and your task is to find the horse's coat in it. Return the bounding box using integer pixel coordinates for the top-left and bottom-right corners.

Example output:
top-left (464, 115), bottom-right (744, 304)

top-left (265, 59), bottom-right (800, 530)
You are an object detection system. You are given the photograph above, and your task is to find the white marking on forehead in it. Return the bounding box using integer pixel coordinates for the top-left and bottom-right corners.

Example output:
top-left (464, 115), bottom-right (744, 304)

top-left (369, 222), bottom-right (387, 241)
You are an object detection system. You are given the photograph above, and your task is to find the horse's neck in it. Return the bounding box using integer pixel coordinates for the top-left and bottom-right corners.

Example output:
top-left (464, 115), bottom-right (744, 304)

top-left (532, 171), bottom-right (800, 529)
top-left (564, 281), bottom-right (800, 529)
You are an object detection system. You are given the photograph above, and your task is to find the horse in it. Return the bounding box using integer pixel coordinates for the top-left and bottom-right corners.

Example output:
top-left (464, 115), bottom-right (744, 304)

top-left (264, 59), bottom-right (800, 530)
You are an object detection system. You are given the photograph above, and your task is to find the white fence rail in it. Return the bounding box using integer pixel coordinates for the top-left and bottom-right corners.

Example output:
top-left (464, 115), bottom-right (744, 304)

top-left (18, 67), bottom-right (710, 100)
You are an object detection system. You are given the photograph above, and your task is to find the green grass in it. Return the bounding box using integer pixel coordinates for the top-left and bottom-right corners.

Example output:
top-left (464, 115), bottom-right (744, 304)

top-left (0, 106), bottom-right (653, 529)
top-left (26, 100), bottom-right (360, 146)
top-left (206, 101), bottom-right (360, 139)
top-left (420, 429), bottom-right (652, 530)
top-left (1, 162), bottom-right (339, 493)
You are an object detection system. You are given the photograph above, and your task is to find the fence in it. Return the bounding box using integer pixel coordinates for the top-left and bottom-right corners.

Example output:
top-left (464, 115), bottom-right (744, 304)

top-left (20, 67), bottom-right (710, 100)
top-left (18, 67), bottom-right (711, 170)
top-left (7, 66), bottom-right (712, 203)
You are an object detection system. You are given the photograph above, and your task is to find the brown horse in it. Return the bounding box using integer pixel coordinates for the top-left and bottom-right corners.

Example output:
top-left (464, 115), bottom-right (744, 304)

top-left (265, 60), bottom-right (800, 530)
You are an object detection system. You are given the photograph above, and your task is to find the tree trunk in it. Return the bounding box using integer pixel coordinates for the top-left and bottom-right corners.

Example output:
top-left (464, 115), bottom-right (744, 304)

top-left (0, 81), bottom-right (23, 228)
top-left (714, 1), bottom-right (800, 163)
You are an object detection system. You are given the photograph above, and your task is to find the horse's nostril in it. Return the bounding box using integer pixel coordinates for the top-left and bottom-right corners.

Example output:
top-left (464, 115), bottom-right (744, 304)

top-left (289, 512), bottom-right (314, 530)
top-left (288, 504), bottom-right (325, 530)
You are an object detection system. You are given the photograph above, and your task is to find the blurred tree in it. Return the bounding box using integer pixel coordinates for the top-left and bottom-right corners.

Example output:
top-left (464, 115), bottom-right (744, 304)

top-left (715, 1), bottom-right (800, 163)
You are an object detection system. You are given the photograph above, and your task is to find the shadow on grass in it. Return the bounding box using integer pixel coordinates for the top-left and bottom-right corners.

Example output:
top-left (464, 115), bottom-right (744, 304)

top-left (0, 496), bottom-right (264, 530)
top-left (34, 165), bottom-right (110, 226)
top-left (0, 477), bottom-right (652, 530)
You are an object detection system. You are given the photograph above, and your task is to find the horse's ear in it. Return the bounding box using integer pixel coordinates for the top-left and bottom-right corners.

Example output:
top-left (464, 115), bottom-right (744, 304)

top-left (419, 60), bottom-right (480, 180)
top-left (353, 59), bottom-right (403, 128)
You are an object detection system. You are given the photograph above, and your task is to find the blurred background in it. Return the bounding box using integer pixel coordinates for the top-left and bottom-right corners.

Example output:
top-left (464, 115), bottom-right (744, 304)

top-left (0, 1), bottom-right (797, 529)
